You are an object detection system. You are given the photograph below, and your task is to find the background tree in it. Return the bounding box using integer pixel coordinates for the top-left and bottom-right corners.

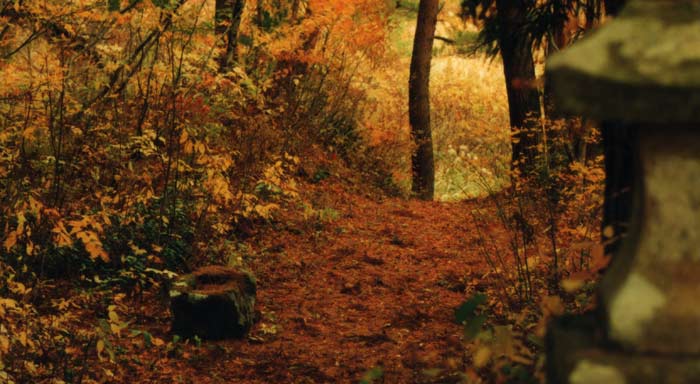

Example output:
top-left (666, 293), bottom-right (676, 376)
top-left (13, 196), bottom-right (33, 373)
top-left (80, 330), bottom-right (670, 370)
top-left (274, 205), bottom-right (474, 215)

top-left (461, 0), bottom-right (604, 173)
top-left (494, 0), bottom-right (541, 175)
top-left (462, 0), bottom-right (630, 252)
top-left (216, 0), bottom-right (246, 72)
top-left (409, 0), bottom-right (439, 200)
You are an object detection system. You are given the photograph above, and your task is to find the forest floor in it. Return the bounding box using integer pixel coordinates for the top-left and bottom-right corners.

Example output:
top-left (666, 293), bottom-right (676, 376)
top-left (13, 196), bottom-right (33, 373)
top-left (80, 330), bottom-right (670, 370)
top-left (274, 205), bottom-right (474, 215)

top-left (64, 8), bottom-right (519, 383)
top-left (80, 177), bottom-right (508, 384)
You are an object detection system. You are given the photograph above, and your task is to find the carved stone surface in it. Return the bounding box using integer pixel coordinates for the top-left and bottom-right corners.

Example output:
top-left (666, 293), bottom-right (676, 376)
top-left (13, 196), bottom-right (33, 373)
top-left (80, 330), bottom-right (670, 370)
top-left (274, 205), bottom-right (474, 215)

top-left (170, 266), bottom-right (257, 340)
top-left (548, 315), bottom-right (700, 384)
top-left (548, 1), bottom-right (700, 124)
top-left (546, 0), bottom-right (700, 381)
top-left (600, 128), bottom-right (700, 353)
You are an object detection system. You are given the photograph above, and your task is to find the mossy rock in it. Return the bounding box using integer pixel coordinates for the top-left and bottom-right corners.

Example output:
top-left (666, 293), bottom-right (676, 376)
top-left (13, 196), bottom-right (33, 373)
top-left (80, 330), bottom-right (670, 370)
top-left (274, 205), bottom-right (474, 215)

top-left (170, 266), bottom-right (257, 340)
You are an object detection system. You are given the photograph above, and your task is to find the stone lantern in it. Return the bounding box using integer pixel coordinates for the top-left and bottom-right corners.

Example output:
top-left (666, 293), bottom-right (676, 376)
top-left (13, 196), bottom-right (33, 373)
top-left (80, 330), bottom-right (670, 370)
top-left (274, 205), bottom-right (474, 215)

top-left (546, 1), bottom-right (700, 382)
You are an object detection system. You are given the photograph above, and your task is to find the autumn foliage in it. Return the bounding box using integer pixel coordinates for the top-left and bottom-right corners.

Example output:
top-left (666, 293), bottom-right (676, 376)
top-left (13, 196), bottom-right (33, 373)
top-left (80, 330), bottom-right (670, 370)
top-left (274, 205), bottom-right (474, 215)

top-left (0, 1), bottom-right (607, 383)
top-left (0, 0), bottom-right (389, 274)
top-left (0, 0), bottom-right (392, 380)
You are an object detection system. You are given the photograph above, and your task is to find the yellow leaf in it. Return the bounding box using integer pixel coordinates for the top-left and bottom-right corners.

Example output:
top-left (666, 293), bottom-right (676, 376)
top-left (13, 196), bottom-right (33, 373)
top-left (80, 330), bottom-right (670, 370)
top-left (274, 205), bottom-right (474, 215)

top-left (129, 243), bottom-right (147, 256)
top-left (473, 346), bottom-right (491, 368)
top-left (64, 346), bottom-right (80, 356)
top-left (24, 361), bottom-right (37, 375)
top-left (96, 339), bottom-right (105, 359)
top-left (2, 299), bottom-right (17, 308)
top-left (82, 233), bottom-right (109, 262)
top-left (52, 222), bottom-right (73, 247)
top-left (110, 323), bottom-right (121, 335)
top-left (561, 278), bottom-right (585, 293)
top-left (0, 336), bottom-right (9, 353)
top-left (603, 225), bottom-right (615, 239)
top-left (3, 231), bottom-right (17, 251)
top-left (541, 295), bottom-right (565, 317)
top-left (179, 129), bottom-right (189, 145)
top-left (10, 282), bottom-right (26, 295)
top-left (492, 325), bottom-right (515, 358)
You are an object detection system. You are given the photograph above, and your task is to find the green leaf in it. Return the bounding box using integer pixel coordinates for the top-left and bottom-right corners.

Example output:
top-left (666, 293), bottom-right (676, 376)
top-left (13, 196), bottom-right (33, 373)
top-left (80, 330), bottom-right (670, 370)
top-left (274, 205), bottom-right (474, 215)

top-left (463, 314), bottom-right (487, 341)
top-left (151, 0), bottom-right (170, 8)
top-left (527, 333), bottom-right (544, 348)
top-left (422, 368), bottom-right (442, 377)
top-left (239, 34), bottom-right (254, 47)
top-left (98, 318), bottom-right (111, 334)
top-left (454, 292), bottom-right (487, 324)
top-left (143, 331), bottom-right (153, 348)
top-left (261, 11), bottom-right (272, 28)
top-left (108, 0), bottom-right (120, 11)
top-left (359, 367), bottom-right (383, 384)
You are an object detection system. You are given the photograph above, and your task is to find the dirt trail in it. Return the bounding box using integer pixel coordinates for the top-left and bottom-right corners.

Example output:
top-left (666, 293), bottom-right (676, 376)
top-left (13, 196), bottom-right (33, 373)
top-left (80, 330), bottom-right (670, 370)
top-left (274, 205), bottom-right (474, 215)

top-left (138, 183), bottom-right (491, 384)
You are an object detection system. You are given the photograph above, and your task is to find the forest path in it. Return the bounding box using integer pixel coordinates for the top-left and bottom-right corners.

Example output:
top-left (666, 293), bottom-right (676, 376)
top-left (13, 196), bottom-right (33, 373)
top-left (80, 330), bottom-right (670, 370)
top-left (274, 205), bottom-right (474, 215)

top-left (134, 5), bottom-right (508, 381)
top-left (167, 184), bottom-right (494, 383)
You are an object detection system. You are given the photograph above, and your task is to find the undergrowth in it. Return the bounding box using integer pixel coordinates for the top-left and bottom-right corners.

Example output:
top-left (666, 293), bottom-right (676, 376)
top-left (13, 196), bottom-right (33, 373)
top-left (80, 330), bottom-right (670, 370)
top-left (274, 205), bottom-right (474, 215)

top-left (0, 0), bottom-right (396, 380)
top-left (452, 117), bottom-right (606, 383)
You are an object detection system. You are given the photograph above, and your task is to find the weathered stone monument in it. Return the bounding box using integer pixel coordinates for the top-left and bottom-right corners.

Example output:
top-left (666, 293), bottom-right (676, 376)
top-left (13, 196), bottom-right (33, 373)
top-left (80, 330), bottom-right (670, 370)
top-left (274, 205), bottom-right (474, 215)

top-left (170, 266), bottom-right (257, 340)
top-left (546, 1), bottom-right (700, 382)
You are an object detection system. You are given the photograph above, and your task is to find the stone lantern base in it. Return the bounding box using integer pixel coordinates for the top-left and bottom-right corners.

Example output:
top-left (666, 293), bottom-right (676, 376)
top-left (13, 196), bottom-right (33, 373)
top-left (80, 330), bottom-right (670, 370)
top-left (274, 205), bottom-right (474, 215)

top-left (547, 314), bottom-right (700, 384)
top-left (544, 1), bottom-right (700, 382)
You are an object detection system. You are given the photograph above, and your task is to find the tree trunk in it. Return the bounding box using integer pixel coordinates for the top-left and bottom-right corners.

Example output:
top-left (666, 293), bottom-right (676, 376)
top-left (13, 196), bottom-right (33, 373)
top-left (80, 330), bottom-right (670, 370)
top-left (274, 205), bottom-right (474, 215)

top-left (408, 0), bottom-right (438, 200)
top-left (604, 0), bottom-right (626, 16)
top-left (602, 122), bottom-right (635, 254)
top-left (496, 0), bottom-right (541, 175)
top-left (215, 0), bottom-right (246, 72)
top-left (601, 0), bottom-right (632, 255)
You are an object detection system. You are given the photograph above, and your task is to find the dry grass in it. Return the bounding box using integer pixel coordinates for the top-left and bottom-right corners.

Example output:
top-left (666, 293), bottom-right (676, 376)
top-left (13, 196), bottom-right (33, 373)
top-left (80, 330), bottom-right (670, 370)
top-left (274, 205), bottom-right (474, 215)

top-left (358, 4), bottom-right (511, 200)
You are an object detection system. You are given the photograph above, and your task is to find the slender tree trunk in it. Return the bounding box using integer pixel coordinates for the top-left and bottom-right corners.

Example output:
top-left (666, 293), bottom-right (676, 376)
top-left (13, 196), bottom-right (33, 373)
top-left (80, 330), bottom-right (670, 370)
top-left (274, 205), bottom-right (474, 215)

top-left (408, 0), bottom-right (438, 200)
top-left (255, 0), bottom-right (265, 27)
top-left (291, 0), bottom-right (301, 21)
top-left (215, 0), bottom-right (246, 72)
top-left (601, 0), bottom-right (632, 255)
top-left (496, 0), bottom-right (541, 175)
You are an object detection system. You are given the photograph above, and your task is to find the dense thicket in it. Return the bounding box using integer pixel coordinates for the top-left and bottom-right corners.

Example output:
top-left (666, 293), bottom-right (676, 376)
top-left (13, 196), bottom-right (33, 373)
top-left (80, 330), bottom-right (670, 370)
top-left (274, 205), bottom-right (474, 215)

top-left (0, 0), bottom-right (390, 279)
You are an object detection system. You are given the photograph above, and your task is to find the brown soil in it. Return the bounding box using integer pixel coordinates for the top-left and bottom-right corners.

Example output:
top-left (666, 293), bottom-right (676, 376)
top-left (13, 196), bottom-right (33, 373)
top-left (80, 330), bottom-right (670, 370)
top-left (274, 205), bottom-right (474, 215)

top-left (113, 181), bottom-right (494, 383)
